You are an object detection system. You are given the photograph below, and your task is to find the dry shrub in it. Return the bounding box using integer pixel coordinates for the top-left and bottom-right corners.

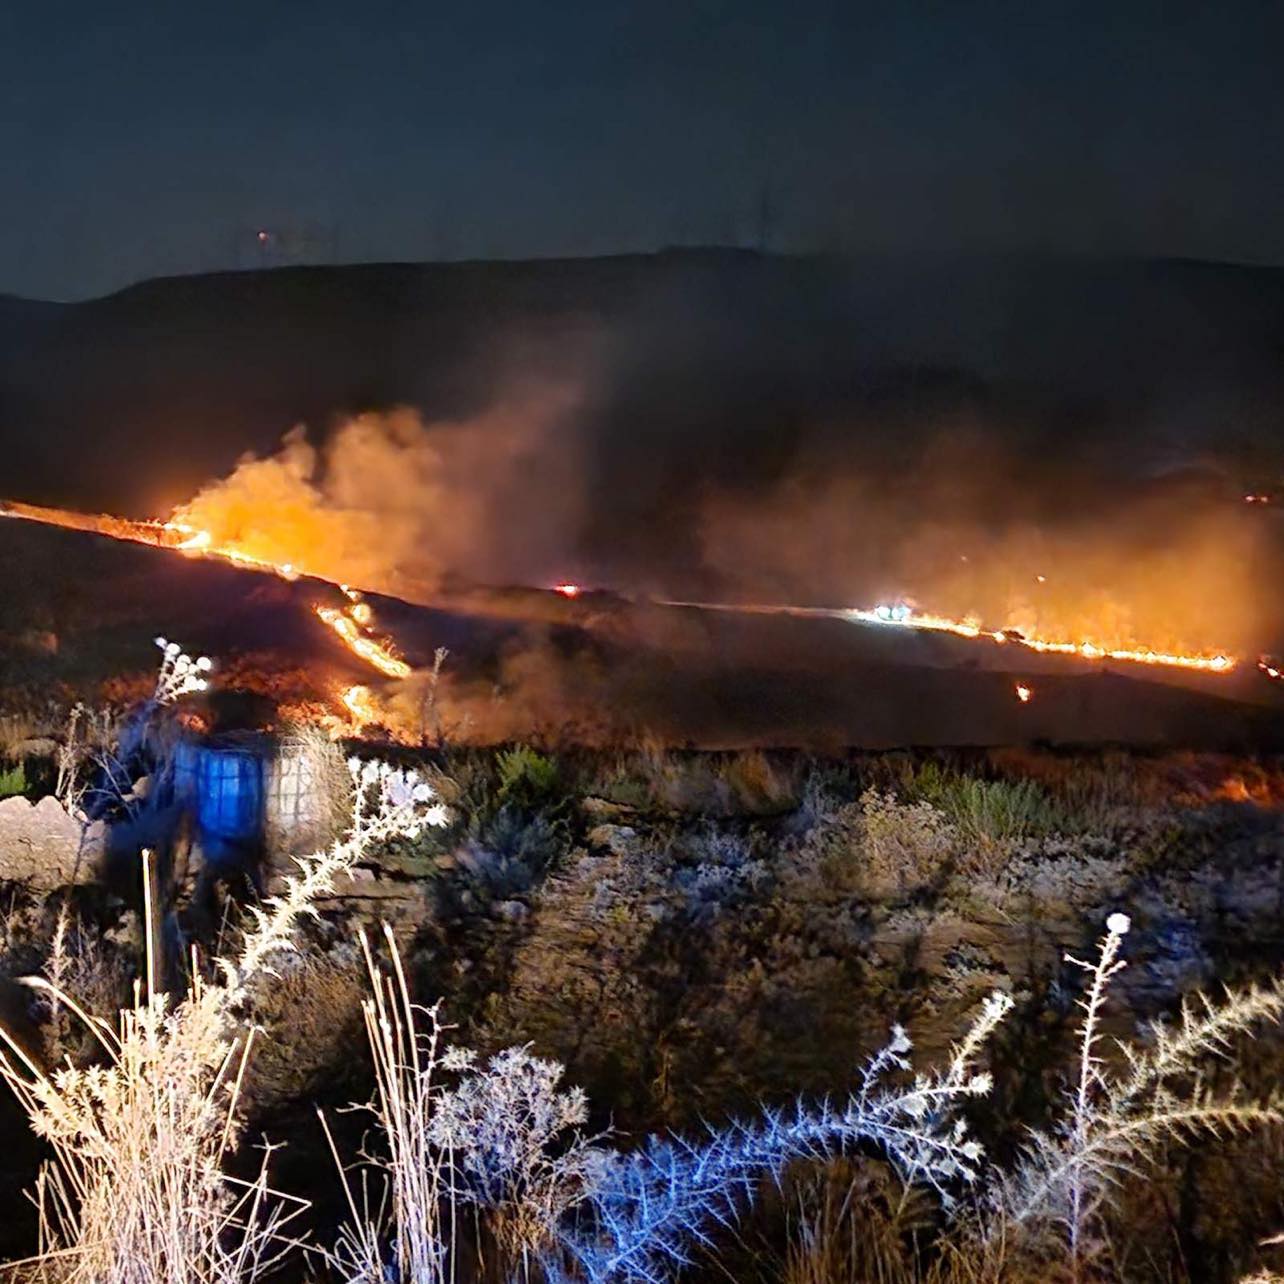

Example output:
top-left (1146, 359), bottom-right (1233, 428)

top-left (330, 938), bottom-right (1010, 1284)
top-left (718, 750), bottom-right (799, 813)
top-left (54, 704), bottom-right (119, 813)
top-left (0, 711), bottom-right (39, 762)
top-left (38, 905), bottom-right (134, 1068)
top-left (595, 747), bottom-right (799, 817)
top-left (859, 788), bottom-right (956, 896)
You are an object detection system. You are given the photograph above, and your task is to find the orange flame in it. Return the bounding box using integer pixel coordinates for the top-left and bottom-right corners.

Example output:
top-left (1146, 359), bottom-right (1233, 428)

top-left (342, 684), bottom-right (377, 728)
top-left (164, 521), bottom-right (301, 579)
top-left (313, 603), bottom-right (411, 679)
top-left (1, 497), bottom-right (416, 681)
top-left (1015, 683), bottom-right (1032, 703)
top-left (1, 498), bottom-right (1249, 681)
top-left (847, 605), bottom-right (1235, 674)
top-left (658, 593), bottom-right (1238, 675)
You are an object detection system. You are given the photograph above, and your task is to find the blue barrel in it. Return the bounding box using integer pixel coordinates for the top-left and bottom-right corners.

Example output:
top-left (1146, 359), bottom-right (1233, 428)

top-left (195, 749), bottom-right (264, 842)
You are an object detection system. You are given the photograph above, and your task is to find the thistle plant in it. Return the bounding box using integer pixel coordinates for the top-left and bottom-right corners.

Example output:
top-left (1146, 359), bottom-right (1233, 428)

top-left (330, 953), bottom-right (1011, 1284)
top-left (427, 1044), bottom-right (608, 1266)
top-left (0, 756), bottom-right (447, 1284)
top-left (562, 991), bottom-right (1012, 1284)
top-left (1002, 911), bottom-right (1284, 1277)
top-left (152, 636), bottom-right (213, 705)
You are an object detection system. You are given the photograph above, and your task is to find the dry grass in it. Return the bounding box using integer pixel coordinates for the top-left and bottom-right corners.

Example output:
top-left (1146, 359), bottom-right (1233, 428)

top-left (0, 711), bottom-right (40, 763)
top-left (590, 745), bottom-right (799, 816)
top-left (782, 1159), bottom-right (937, 1284)
top-left (324, 926), bottom-right (453, 1284)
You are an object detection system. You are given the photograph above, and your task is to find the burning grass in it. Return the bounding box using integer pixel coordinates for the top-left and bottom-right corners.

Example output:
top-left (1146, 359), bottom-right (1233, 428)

top-left (0, 495), bottom-right (1263, 694)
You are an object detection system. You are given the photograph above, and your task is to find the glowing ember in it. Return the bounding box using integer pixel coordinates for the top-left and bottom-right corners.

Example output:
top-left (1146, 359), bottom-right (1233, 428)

top-left (313, 604), bottom-right (412, 679)
top-left (1260, 658), bottom-right (1283, 681)
top-left (554, 583), bottom-right (581, 598)
top-left (1015, 683), bottom-right (1032, 703)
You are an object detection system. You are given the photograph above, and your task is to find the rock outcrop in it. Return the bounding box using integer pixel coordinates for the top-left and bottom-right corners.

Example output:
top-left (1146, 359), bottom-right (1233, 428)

top-left (0, 796), bottom-right (104, 890)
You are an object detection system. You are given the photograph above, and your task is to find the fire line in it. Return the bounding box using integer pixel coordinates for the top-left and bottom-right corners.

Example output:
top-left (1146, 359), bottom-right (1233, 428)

top-left (1, 497), bottom-right (1247, 680)
top-left (1, 498), bottom-right (411, 683)
top-left (657, 597), bottom-right (1237, 675)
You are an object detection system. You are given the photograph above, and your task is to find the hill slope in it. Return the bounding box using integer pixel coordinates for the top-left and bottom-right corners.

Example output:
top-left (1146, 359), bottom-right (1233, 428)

top-left (2, 249), bottom-right (1283, 518)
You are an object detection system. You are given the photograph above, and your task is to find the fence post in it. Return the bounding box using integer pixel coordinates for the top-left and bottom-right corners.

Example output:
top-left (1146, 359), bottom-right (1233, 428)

top-left (142, 847), bottom-right (162, 1002)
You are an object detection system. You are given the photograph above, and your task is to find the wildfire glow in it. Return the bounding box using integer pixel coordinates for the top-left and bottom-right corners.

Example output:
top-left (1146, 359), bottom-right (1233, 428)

top-left (170, 513), bottom-right (413, 680)
top-left (659, 593), bottom-right (1240, 676)
top-left (0, 497), bottom-right (1261, 683)
top-left (166, 522), bottom-right (302, 579)
top-left (1015, 683), bottom-right (1032, 703)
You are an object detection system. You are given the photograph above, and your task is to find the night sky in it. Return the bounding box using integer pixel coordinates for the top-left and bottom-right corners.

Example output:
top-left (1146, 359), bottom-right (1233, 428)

top-left (2, 1), bottom-right (1283, 300)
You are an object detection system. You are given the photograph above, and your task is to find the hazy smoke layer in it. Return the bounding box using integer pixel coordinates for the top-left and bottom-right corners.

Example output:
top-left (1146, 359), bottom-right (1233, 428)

top-left (174, 382), bottom-right (1273, 659)
top-left (699, 425), bottom-right (1268, 654)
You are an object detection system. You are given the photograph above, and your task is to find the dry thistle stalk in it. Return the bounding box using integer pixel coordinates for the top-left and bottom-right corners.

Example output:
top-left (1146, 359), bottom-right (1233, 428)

top-left (1002, 911), bottom-right (1284, 1277)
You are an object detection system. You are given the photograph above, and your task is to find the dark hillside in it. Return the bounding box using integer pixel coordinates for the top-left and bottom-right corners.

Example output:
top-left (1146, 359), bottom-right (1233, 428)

top-left (2, 250), bottom-right (1283, 523)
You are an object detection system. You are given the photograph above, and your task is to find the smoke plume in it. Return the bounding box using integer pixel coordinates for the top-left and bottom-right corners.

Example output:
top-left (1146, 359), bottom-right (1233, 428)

top-left (173, 386), bottom-right (584, 597)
